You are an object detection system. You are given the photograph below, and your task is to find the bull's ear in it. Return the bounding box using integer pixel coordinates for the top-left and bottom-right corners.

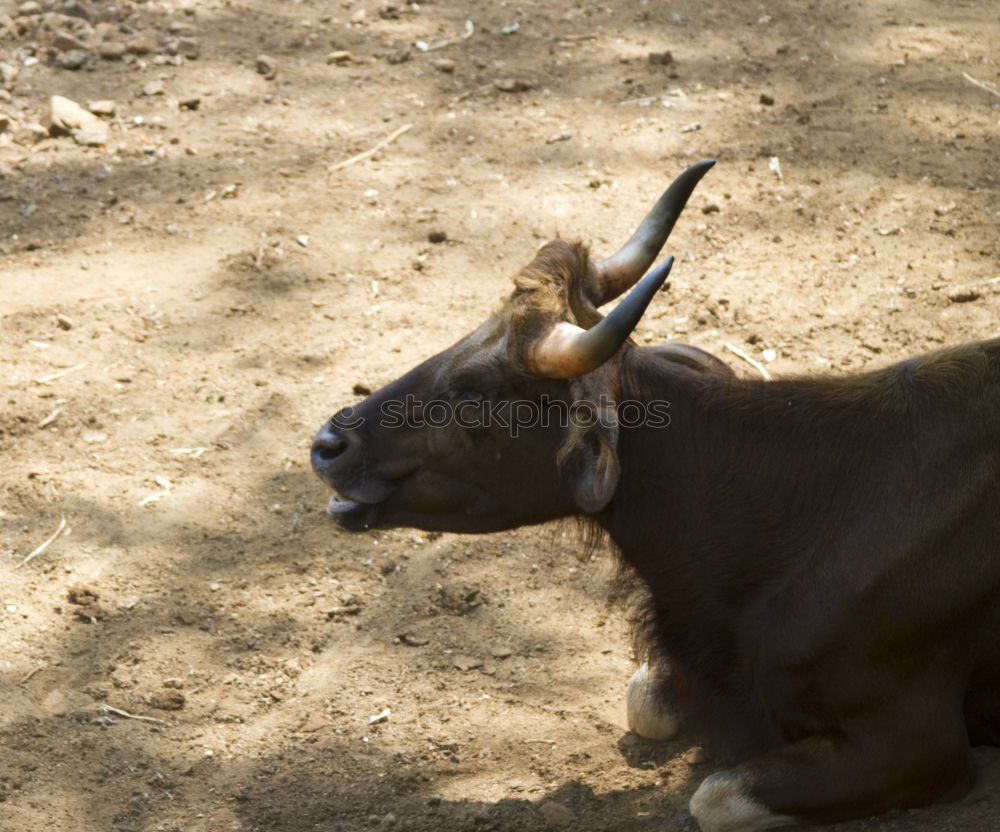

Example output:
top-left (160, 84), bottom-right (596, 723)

top-left (569, 415), bottom-right (621, 513)
top-left (558, 379), bottom-right (621, 513)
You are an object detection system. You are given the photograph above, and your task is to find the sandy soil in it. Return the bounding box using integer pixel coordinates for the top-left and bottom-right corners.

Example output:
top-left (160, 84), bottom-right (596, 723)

top-left (2, 0), bottom-right (999, 829)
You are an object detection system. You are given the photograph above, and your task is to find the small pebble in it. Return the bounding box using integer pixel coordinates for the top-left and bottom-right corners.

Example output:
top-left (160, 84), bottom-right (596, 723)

top-left (427, 230), bottom-right (447, 244)
top-left (256, 54), bottom-right (278, 80)
top-left (176, 37), bottom-right (200, 59)
top-left (98, 41), bottom-right (126, 60)
top-left (648, 50), bottom-right (674, 65)
top-left (54, 50), bottom-right (88, 70)
top-left (52, 32), bottom-right (89, 52)
top-left (125, 35), bottom-right (155, 55)
top-left (494, 77), bottom-right (534, 93)
top-left (87, 99), bottom-right (116, 116)
top-left (946, 287), bottom-right (981, 304)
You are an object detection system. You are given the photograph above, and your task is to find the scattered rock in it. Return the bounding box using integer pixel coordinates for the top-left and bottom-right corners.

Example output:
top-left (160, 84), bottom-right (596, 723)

top-left (148, 690), bottom-right (186, 710)
top-left (327, 50), bottom-right (354, 65)
top-left (545, 129), bottom-right (572, 144)
top-left (352, 382), bottom-right (372, 396)
top-left (400, 631), bottom-right (430, 646)
top-left (142, 79), bottom-right (165, 96)
top-left (17, 122), bottom-right (50, 143)
top-left (56, 0), bottom-right (90, 19)
top-left (946, 287), bottom-right (982, 304)
top-left (162, 677), bottom-right (184, 689)
top-left (18, 1), bottom-right (42, 15)
top-left (179, 96), bottom-right (201, 110)
top-left (385, 47), bottom-right (411, 65)
top-left (93, 21), bottom-right (118, 41)
top-left (702, 203), bottom-right (721, 214)
top-left (427, 229), bottom-right (447, 244)
top-left (489, 645), bottom-right (513, 659)
top-left (760, 92), bottom-right (775, 105)
top-left (432, 57), bottom-right (455, 73)
top-left (49, 95), bottom-right (109, 145)
top-left (72, 128), bottom-right (107, 146)
top-left (452, 655), bottom-right (482, 671)
top-left (0, 61), bottom-right (18, 90)
top-left (681, 121), bottom-right (702, 133)
top-left (165, 17), bottom-right (193, 33)
top-left (125, 34), bottom-right (155, 55)
top-left (86, 98), bottom-right (116, 115)
top-left (98, 41), bottom-right (126, 60)
top-left (648, 50), bottom-right (674, 65)
top-left (175, 37), bottom-right (200, 59)
top-left (256, 54), bottom-right (277, 80)
top-left (494, 77), bottom-right (534, 93)
top-left (54, 49), bottom-right (88, 70)
top-left (538, 801), bottom-right (575, 827)
top-left (52, 31), bottom-right (89, 51)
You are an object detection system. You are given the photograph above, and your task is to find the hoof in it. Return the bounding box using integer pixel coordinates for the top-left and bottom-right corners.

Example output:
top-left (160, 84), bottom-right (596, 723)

top-left (690, 771), bottom-right (796, 832)
top-left (626, 661), bottom-right (680, 741)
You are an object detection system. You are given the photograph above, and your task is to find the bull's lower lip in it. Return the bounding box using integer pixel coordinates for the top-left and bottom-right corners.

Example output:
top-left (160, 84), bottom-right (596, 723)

top-left (327, 495), bottom-right (381, 531)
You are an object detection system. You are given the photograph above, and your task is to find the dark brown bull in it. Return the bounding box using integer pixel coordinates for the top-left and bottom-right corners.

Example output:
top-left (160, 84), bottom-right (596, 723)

top-left (311, 161), bottom-right (1000, 831)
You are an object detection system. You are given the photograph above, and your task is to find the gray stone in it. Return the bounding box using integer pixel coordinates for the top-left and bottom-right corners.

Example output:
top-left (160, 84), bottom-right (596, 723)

top-left (54, 49), bottom-right (88, 70)
top-left (98, 40), bottom-right (126, 59)
top-left (125, 34), bottom-right (155, 55)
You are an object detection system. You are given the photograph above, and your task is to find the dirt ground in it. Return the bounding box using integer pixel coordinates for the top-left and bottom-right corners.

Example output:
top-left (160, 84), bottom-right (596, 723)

top-left (2, 0), bottom-right (999, 829)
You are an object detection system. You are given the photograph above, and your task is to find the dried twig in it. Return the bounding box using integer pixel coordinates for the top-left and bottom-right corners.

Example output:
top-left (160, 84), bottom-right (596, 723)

top-left (724, 343), bottom-right (773, 381)
top-left (16, 516), bottom-right (67, 569)
top-left (329, 124), bottom-right (413, 172)
top-left (99, 703), bottom-right (168, 724)
top-left (19, 666), bottom-right (45, 686)
top-left (37, 407), bottom-right (62, 428)
top-left (35, 363), bottom-right (86, 384)
top-left (962, 72), bottom-right (1000, 99)
top-left (415, 19), bottom-right (474, 52)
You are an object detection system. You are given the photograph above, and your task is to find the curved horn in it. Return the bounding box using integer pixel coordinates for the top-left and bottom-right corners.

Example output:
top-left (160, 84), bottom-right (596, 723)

top-left (530, 257), bottom-right (674, 378)
top-left (595, 160), bottom-right (715, 305)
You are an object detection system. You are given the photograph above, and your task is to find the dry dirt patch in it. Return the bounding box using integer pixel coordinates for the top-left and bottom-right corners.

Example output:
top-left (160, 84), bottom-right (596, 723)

top-left (2, 0), bottom-right (999, 830)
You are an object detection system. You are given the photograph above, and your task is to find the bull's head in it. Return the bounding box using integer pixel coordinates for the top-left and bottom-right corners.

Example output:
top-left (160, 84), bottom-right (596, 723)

top-left (311, 161), bottom-right (715, 533)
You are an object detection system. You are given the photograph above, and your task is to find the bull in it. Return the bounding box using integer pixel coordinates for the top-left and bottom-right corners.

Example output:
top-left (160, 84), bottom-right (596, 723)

top-left (310, 161), bottom-right (1000, 831)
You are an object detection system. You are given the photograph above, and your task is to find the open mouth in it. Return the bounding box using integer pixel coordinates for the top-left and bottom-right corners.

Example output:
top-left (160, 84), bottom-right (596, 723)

top-left (326, 491), bottom-right (383, 531)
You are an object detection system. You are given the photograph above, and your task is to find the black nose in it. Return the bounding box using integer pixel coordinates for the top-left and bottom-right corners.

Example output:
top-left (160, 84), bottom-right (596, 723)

top-left (311, 423), bottom-right (349, 474)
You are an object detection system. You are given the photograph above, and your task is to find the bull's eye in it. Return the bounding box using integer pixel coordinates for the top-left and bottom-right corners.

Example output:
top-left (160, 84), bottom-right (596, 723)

top-left (454, 389), bottom-right (485, 404)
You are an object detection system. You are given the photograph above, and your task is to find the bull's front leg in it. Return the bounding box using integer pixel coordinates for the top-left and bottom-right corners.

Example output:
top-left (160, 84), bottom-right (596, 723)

top-left (626, 661), bottom-right (681, 740)
top-left (689, 710), bottom-right (975, 832)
